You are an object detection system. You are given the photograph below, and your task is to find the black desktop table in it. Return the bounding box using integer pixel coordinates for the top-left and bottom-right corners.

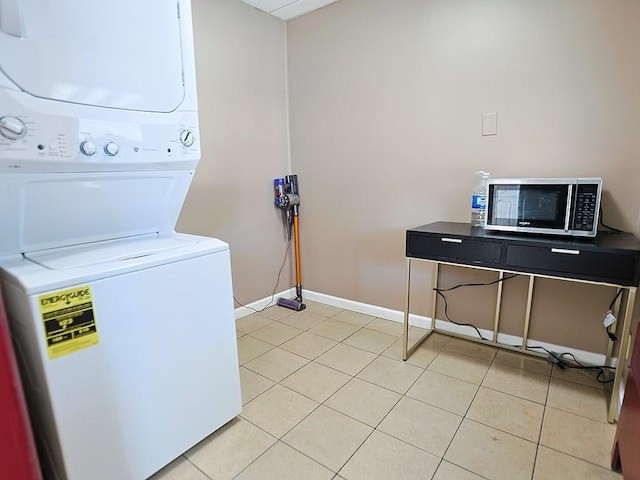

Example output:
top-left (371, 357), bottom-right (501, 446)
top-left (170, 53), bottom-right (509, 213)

top-left (403, 221), bottom-right (640, 423)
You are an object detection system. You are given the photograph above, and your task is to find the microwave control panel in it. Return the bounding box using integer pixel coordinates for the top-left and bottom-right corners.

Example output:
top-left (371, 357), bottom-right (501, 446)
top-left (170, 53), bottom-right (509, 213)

top-left (572, 183), bottom-right (599, 231)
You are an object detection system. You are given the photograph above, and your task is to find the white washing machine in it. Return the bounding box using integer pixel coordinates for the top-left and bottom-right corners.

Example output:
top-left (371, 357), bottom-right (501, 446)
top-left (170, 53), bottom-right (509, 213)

top-left (0, 1), bottom-right (241, 478)
top-left (0, 234), bottom-right (241, 480)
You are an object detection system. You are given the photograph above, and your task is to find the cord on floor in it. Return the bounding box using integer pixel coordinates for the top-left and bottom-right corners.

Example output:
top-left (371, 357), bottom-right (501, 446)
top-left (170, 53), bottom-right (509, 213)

top-left (233, 239), bottom-right (291, 314)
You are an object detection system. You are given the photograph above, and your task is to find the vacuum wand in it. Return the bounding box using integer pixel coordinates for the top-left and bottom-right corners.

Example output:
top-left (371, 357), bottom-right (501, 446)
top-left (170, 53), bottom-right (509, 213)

top-left (273, 175), bottom-right (306, 311)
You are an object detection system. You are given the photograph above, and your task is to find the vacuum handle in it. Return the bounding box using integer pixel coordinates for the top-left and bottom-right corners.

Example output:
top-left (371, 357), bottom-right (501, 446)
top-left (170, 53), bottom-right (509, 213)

top-left (286, 174), bottom-right (299, 196)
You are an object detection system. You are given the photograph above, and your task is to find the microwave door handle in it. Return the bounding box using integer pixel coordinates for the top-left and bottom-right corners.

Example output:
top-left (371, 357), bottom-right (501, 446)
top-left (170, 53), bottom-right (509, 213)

top-left (564, 184), bottom-right (573, 231)
top-left (0, 0), bottom-right (24, 38)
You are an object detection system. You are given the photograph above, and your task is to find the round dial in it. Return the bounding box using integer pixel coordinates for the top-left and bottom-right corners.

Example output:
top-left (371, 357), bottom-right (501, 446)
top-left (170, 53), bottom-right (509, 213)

top-left (104, 142), bottom-right (119, 156)
top-left (79, 141), bottom-right (97, 156)
top-left (179, 129), bottom-right (195, 147)
top-left (0, 116), bottom-right (27, 140)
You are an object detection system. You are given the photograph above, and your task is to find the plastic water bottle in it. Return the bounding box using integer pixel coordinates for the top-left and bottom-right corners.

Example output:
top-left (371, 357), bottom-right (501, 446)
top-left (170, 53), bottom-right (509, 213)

top-left (471, 171), bottom-right (491, 227)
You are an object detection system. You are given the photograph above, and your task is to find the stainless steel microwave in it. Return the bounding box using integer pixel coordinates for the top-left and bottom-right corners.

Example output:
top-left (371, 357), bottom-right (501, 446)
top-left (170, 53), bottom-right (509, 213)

top-left (484, 178), bottom-right (603, 237)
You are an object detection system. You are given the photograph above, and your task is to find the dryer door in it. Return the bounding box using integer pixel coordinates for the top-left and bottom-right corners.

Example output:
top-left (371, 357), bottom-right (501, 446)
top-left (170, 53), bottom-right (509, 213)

top-left (0, 0), bottom-right (184, 112)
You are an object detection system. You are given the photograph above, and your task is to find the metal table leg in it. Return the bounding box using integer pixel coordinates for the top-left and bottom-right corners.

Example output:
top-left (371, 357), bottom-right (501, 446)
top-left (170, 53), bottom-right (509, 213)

top-left (403, 259), bottom-right (436, 360)
top-left (521, 275), bottom-right (535, 350)
top-left (605, 288), bottom-right (623, 369)
top-left (493, 271), bottom-right (504, 342)
top-left (608, 287), bottom-right (637, 423)
top-left (402, 258), bottom-right (412, 360)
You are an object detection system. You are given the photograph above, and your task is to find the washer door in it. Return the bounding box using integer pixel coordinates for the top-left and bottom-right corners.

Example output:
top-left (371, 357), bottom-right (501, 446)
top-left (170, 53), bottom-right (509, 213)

top-left (0, 0), bottom-right (184, 112)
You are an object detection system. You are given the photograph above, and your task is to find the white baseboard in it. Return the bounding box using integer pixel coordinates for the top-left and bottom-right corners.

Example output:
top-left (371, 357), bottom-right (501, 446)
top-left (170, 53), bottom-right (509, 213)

top-left (303, 290), bottom-right (408, 323)
top-left (233, 288), bottom-right (295, 319)
top-left (302, 290), bottom-right (610, 366)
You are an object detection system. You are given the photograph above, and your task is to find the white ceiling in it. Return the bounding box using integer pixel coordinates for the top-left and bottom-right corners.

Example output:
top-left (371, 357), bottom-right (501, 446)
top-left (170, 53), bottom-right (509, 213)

top-left (240, 0), bottom-right (341, 20)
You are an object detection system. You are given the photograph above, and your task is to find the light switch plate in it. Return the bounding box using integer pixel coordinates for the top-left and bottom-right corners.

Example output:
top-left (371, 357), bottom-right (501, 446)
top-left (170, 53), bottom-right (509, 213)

top-left (482, 112), bottom-right (497, 136)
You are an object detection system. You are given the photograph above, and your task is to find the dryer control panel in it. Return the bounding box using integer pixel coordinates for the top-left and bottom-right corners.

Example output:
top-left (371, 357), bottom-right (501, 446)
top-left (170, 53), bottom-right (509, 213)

top-left (0, 102), bottom-right (199, 173)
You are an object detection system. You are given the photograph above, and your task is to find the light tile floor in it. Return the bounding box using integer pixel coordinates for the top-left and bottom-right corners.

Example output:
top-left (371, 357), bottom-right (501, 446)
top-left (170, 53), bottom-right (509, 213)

top-left (150, 300), bottom-right (623, 480)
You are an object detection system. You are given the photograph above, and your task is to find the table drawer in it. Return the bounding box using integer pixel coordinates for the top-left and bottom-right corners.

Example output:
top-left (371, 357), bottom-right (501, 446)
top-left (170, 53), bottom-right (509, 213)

top-left (505, 245), bottom-right (637, 284)
top-left (407, 234), bottom-right (501, 265)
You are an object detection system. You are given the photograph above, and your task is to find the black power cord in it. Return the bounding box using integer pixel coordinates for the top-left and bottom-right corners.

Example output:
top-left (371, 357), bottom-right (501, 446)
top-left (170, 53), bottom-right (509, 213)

top-left (435, 274), bottom-right (616, 384)
top-left (523, 346), bottom-right (615, 383)
top-left (434, 274), bottom-right (519, 341)
top-left (233, 239), bottom-right (291, 314)
top-left (599, 207), bottom-right (624, 233)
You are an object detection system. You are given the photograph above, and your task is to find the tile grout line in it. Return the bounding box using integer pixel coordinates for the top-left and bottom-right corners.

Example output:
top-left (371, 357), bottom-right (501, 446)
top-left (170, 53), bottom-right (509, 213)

top-left (547, 375), bottom-right (615, 425)
top-left (241, 327), bottom-right (401, 409)
top-left (240, 313), bottom-right (425, 477)
top-left (272, 330), bottom-right (380, 476)
top-left (236, 315), bottom-right (384, 477)
top-left (235, 398), bottom-right (328, 476)
top-left (182, 454), bottom-right (214, 480)
top-left (529, 358), bottom-right (552, 480)
top-left (540, 444), bottom-right (624, 473)
top-left (329, 337), bottom-right (427, 478)
top-left (238, 312), bottom-right (608, 472)
top-left (434, 346), bottom-right (493, 478)
top-left (348, 342), bottom-right (475, 477)
top-left (237, 313), bottom-right (618, 479)
top-left (324, 332), bottom-right (480, 474)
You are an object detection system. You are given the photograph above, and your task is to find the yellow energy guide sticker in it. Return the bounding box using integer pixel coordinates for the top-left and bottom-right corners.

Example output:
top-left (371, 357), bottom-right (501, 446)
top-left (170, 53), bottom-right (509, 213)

top-left (39, 285), bottom-right (99, 360)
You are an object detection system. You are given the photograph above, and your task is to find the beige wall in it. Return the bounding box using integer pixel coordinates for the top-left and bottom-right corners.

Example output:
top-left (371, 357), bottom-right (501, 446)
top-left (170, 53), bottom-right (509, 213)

top-left (287, 0), bottom-right (640, 352)
top-left (177, 0), bottom-right (293, 304)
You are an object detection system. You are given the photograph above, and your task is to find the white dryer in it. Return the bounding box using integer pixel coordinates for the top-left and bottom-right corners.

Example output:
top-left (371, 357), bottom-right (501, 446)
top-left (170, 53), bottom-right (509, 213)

top-left (0, 1), bottom-right (241, 479)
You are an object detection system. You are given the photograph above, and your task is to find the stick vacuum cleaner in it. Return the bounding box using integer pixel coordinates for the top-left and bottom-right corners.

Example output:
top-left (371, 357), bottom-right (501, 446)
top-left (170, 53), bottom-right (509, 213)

top-left (274, 175), bottom-right (306, 311)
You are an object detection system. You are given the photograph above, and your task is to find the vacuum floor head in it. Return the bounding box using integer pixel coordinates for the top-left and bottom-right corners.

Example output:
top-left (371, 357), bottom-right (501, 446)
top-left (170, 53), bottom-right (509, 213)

top-left (277, 297), bottom-right (306, 311)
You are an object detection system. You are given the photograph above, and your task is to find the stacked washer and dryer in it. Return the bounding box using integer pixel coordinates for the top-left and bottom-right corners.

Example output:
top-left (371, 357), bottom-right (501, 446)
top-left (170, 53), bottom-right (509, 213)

top-left (0, 1), bottom-right (241, 479)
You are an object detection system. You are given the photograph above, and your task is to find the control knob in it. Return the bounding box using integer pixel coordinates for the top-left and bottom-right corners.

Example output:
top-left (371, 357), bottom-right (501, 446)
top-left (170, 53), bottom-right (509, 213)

top-left (104, 142), bottom-right (119, 156)
top-left (0, 116), bottom-right (27, 140)
top-left (179, 129), bottom-right (195, 147)
top-left (79, 141), bottom-right (97, 156)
